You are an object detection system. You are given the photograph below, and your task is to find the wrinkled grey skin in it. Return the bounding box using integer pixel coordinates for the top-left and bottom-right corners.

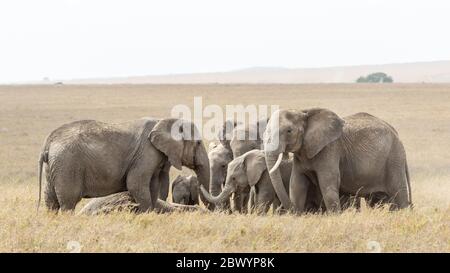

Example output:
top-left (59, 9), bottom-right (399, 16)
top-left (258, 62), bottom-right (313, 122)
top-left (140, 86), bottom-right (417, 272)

top-left (264, 109), bottom-right (412, 213)
top-left (171, 175), bottom-right (199, 205)
top-left (201, 150), bottom-right (322, 214)
top-left (208, 142), bottom-right (233, 211)
top-left (38, 118), bottom-right (212, 212)
top-left (209, 118), bottom-right (268, 213)
top-left (78, 191), bottom-right (206, 215)
top-left (229, 121), bottom-right (266, 158)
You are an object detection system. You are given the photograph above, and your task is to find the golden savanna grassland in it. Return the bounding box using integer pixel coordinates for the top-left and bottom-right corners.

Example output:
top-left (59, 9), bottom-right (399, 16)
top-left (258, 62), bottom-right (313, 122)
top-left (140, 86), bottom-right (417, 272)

top-left (0, 84), bottom-right (449, 252)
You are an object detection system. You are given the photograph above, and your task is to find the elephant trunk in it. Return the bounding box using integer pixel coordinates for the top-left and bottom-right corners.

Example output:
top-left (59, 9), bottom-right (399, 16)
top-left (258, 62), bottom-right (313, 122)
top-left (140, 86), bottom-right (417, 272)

top-left (194, 143), bottom-right (214, 210)
top-left (200, 183), bottom-right (235, 205)
top-left (265, 150), bottom-right (292, 210)
top-left (264, 117), bottom-right (292, 211)
top-left (209, 165), bottom-right (223, 198)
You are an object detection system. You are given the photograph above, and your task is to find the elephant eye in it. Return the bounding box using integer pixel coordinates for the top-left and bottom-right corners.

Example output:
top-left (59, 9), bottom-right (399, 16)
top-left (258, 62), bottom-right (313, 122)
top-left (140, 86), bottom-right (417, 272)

top-left (221, 164), bottom-right (226, 168)
top-left (232, 177), bottom-right (236, 181)
top-left (197, 140), bottom-right (201, 145)
top-left (287, 129), bottom-right (292, 133)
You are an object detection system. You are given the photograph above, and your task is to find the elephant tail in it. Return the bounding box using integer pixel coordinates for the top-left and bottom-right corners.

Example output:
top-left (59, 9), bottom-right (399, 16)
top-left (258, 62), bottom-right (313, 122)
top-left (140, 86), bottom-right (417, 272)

top-left (37, 150), bottom-right (48, 211)
top-left (405, 158), bottom-right (412, 207)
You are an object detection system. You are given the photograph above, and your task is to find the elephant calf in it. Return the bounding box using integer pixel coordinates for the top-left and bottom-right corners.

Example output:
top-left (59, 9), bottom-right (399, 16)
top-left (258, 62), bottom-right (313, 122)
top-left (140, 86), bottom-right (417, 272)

top-left (171, 175), bottom-right (199, 205)
top-left (208, 141), bottom-right (233, 211)
top-left (208, 118), bottom-right (268, 213)
top-left (201, 150), bottom-right (322, 214)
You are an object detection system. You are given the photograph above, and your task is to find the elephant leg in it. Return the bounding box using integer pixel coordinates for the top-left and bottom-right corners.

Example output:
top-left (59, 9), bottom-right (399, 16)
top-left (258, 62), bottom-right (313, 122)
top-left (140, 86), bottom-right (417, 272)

top-left (304, 178), bottom-right (324, 213)
top-left (150, 170), bottom-right (161, 209)
top-left (366, 192), bottom-right (389, 208)
top-left (386, 143), bottom-right (411, 210)
top-left (232, 192), bottom-right (245, 213)
top-left (387, 173), bottom-right (410, 211)
top-left (340, 193), bottom-right (360, 211)
top-left (158, 170), bottom-right (169, 201)
top-left (217, 198), bottom-right (232, 213)
top-left (252, 190), bottom-right (272, 215)
top-left (158, 163), bottom-right (170, 201)
top-left (54, 169), bottom-right (83, 212)
top-left (223, 199), bottom-right (231, 213)
top-left (126, 167), bottom-right (153, 213)
top-left (241, 187), bottom-right (251, 214)
top-left (232, 193), bottom-right (240, 212)
top-left (233, 188), bottom-right (249, 213)
top-left (249, 187), bottom-right (256, 213)
top-left (317, 171), bottom-right (341, 213)
top-left (289, 161), bottom-right (310, 213)
top-left (272, 198), bottom-right (280, 214)
top-left (44, 181), bottom-right (60, 212)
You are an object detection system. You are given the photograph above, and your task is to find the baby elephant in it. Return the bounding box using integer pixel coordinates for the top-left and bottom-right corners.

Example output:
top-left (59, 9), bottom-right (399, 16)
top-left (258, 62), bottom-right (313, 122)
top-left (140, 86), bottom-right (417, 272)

top-left (201, 150), bottom-right (322, 214)
top-left (172, 175), bottom-right (199, 205)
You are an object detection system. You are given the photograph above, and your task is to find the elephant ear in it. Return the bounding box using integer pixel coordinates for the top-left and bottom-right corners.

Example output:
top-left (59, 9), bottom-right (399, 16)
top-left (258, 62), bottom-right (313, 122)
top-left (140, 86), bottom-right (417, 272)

top-left (171, 175), bottom-right (183, 192)
top-left (244, 150), bottom-right (267, 187)
top-left (189, 176), bottom-right (200, 205)
top-left (149, 119), bottom-right (185, 170)
top-left (303, 108), bottom-right (345, 159)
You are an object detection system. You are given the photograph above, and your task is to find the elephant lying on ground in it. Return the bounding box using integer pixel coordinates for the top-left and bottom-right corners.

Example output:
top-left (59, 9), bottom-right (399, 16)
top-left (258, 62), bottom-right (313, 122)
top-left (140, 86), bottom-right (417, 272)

top-left (172, 175), bottom-right (199, 205)
top-left (264, 109), bottom-right (412, 213)
top-left (77, 191), bottom-right (206, 215)
top-left (38, 118), bottom-right (212, 212)
top-left (209, 119), bottom-right (268, 213)
top-left (201, 150), bottom-right (323, 214)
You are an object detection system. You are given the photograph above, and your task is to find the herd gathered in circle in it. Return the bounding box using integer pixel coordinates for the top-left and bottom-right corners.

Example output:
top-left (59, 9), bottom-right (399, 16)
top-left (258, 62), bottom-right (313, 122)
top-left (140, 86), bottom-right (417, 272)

top-left (37, 108), bottom-right (412, 216)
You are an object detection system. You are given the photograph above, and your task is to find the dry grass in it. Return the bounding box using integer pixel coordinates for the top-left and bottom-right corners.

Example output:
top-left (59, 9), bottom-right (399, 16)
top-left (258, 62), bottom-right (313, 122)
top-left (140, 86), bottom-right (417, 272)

top-left (0, 84), bottom-right (449, 252)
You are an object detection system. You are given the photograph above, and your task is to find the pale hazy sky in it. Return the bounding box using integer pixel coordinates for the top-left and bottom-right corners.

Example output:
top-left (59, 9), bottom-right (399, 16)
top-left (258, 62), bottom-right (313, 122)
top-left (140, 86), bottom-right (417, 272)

top-left (0, 0), bottom-right (449, 83)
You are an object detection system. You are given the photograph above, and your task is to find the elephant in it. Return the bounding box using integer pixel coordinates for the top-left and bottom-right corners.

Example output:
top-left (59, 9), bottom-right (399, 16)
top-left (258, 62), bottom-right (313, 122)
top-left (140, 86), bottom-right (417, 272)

top-left (38, 118), bottom-right (212, 212)
top-left (263, 109), bottom-right (412, 213)
top-left (209, 118), bottom-right (268, 213)
top-left (77, 191), bottom-right (206, 216)
top-left (171, 175), bottom-right (199, 205)
top-left (218, 118), bottom-right (268, 158)
top-left (201, 149), bottom-right (323, 214)
top-left (208, 141), bottom-right (233, 211)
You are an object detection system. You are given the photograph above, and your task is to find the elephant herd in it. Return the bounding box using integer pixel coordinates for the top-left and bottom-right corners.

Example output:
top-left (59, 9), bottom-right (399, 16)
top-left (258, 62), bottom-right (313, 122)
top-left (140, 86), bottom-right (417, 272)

top-left (37, 108), bottom-right (412, 216)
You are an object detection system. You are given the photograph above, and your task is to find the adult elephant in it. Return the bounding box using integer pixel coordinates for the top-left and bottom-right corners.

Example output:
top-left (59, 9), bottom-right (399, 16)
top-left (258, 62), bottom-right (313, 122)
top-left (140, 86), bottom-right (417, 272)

top-left (208, 142), bottom-right (233, 211)
top-left (209, 118), bottom-right (268, 213)
top-left (38, 118), bottom-right (212, 212)
top-left (264, 109), bottom-right (412, 213)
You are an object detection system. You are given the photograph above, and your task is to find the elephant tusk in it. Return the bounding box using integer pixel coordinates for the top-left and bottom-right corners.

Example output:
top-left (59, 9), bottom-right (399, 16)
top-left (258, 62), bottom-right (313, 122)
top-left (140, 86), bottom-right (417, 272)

top-left (200, 185), bottom-right (211, 200)
top-left (269, 153), bottom-right (284, 174)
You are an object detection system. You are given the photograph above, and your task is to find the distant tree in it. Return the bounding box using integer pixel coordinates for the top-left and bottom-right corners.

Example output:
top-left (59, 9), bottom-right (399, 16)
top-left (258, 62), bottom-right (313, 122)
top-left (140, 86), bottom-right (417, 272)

top-left (356, 76), bottom-right (367, 83)
top-left (356, 72), bottom-right (393, 83)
